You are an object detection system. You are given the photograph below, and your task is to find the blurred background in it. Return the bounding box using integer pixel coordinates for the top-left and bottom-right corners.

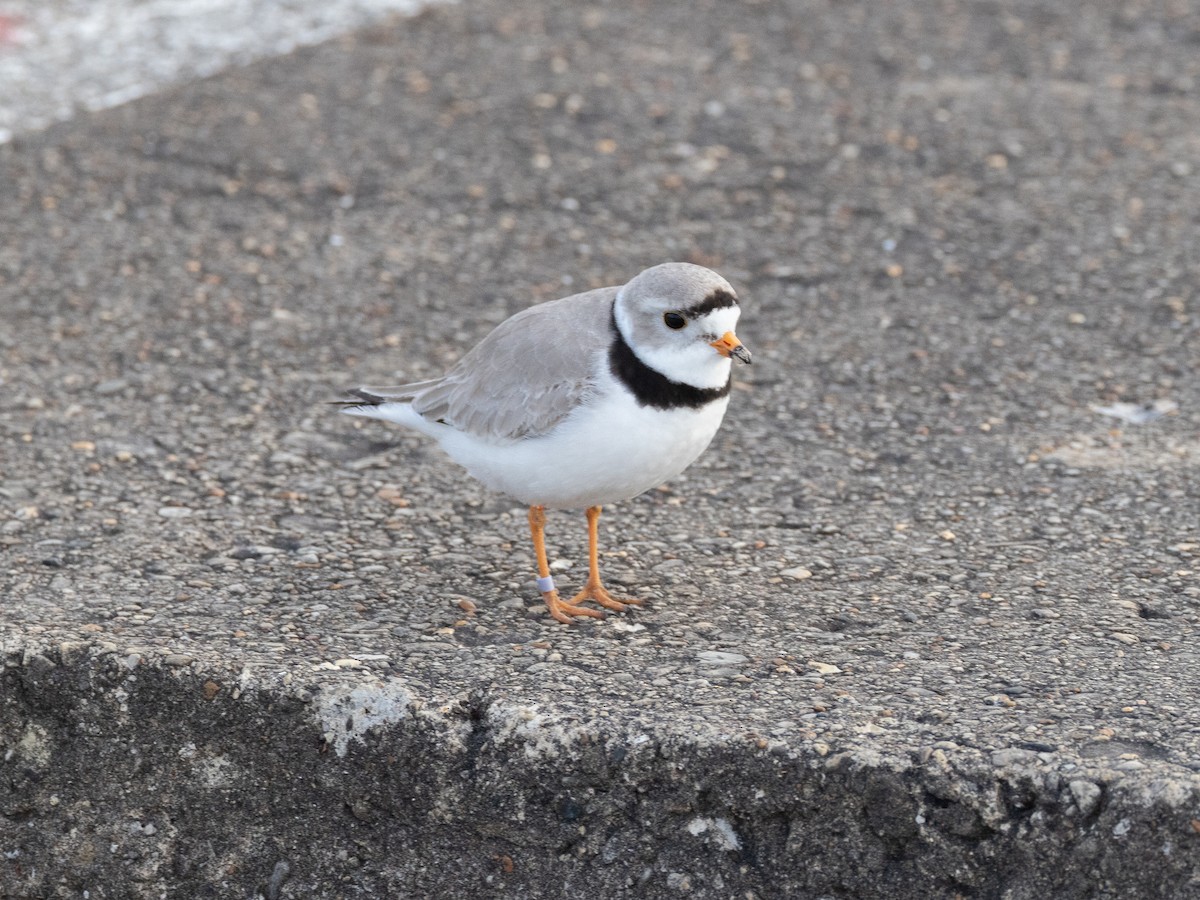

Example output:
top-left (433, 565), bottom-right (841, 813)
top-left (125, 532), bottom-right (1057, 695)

top-left (0, 0), bottom-right (430, 143)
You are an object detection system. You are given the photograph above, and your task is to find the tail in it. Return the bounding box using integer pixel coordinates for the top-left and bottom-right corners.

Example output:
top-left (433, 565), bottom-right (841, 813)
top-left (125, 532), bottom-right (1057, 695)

top-left (333, 387), bottom-right (395, 411)
top-left (335, 384), bottom-right (443, 435)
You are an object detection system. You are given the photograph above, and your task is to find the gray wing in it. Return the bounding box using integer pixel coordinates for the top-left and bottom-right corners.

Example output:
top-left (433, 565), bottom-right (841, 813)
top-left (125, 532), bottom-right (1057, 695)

top-left (363, 286), bottom-right (618, 441)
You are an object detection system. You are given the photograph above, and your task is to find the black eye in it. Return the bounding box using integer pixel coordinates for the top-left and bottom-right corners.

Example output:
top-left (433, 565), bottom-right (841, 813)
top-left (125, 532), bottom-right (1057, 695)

top-left (663, 312), bottom-right (687, 330)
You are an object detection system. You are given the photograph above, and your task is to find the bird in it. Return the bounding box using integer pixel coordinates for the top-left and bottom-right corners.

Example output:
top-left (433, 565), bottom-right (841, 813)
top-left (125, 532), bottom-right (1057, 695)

top-left (339, 262), bottom-right (751, 623)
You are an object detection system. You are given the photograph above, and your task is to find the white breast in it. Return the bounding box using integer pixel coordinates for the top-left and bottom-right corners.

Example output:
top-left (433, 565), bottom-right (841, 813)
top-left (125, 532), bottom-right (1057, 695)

top-left (435, 378), bottom-right (731, 509)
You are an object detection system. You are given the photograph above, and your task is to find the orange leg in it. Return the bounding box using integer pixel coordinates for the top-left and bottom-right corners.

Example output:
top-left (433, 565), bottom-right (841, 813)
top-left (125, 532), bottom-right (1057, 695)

top-left (528, 506), bottom-right (603, 624)
top-left (568, 506), bottom-right (643, 612)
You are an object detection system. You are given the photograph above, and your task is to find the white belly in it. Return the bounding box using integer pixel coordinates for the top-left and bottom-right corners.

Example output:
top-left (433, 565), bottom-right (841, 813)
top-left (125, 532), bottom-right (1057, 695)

top-left (438, 389), bottom-right (731, 509)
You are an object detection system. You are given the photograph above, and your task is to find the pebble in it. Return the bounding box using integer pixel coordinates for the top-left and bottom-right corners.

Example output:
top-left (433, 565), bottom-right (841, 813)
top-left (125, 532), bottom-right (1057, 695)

top-left (807, 662), bottom-right (841, 676)
top-left (95, 378), bottom-right (128, 395)
top-left (157, 506), bottom-right (193, 519)
top-left (991, 748), bottom-right (1037, 767)
top-left (609, 620), bottom-right (644, 633)
top-left (780, 567), bottom-right (813, 580)
top-left (696, 651), bottom-right (749, 666)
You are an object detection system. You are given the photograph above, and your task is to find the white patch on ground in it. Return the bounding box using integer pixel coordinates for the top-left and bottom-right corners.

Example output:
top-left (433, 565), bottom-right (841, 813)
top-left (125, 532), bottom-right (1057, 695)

top-left (686, 816), bottom-right (742, 852)
top-left (315, 680), bottom-right (414, 758)
top-left (13, 723), bottom-right (52, 769)
top-left (1043, 436), bottom-right (1195, 470)
top-left (179, 741), bottom-right (237, 786)
top-left (0, 0), bottom-right (441, 143)
top-left (1091, 400), bottom-right (1177, 425)
top-left (485, 705), bottom-right (579, 761)
top-left (197, 754), bottom-right (236, 788)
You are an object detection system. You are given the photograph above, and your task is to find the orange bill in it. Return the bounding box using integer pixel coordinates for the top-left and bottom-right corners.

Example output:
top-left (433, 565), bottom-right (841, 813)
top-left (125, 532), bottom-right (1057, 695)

top-left (710, 331), bottom-right (752, 363)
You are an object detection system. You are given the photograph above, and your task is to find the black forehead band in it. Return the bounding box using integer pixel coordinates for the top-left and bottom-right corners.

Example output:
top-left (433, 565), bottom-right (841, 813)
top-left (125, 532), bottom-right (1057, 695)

top-left (682, 288), bottom-right (739, 319)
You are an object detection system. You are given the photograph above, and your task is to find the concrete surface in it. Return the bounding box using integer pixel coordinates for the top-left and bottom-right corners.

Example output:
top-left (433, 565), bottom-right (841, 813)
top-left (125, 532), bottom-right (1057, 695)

top-left (2, 0), bottom-right (1200, 897)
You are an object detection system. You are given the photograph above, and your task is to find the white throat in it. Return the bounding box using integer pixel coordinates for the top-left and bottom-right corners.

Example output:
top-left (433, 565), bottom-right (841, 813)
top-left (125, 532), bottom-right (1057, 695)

top-left (614, 302), bottom-right (738, 390)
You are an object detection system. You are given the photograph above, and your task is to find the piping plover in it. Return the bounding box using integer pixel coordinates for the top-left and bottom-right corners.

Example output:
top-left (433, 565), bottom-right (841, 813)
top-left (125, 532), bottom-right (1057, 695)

top-left (341, 262), bottom-right (751, 623)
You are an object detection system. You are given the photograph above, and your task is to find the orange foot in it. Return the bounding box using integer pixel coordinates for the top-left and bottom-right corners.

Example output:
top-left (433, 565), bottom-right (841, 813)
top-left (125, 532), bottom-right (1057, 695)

top-left (569, 576), bottom-right (643, 613)
top-left (540, 587), bottom-right (605, 624)
top-left (528, 504), bottom-right (646, 623)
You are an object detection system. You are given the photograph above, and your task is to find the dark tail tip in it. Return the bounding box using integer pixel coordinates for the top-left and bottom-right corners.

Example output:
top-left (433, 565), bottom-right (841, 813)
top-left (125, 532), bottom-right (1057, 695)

top-left (331, 388), bottom-right (387, 408)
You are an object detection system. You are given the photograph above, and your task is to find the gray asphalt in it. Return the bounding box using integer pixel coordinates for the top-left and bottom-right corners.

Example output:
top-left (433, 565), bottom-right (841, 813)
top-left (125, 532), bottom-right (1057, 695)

top-left (2, 0), bottom-right (1199, 897)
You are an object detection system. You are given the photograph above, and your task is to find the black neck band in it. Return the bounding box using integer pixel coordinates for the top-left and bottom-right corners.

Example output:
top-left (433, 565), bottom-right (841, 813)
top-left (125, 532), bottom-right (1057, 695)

top-left (607, 306), bottom-right (731, 410)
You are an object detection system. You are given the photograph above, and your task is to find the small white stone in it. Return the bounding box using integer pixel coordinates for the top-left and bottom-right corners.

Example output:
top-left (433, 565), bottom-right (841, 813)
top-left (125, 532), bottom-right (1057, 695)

top-left (780, 566), bottom-right (813, 580)
top-left (807, 661), bottom-right (841, 675)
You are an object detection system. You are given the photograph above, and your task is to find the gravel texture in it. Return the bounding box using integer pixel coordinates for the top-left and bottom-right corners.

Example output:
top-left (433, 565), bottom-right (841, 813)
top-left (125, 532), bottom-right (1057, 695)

top-left (2, 0), bottom-right (1200, 897)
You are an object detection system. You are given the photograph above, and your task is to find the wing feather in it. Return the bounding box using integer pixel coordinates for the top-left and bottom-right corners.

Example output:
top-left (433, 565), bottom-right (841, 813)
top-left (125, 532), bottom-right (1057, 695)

top-left (356, 287), bottom-right (617, 441)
